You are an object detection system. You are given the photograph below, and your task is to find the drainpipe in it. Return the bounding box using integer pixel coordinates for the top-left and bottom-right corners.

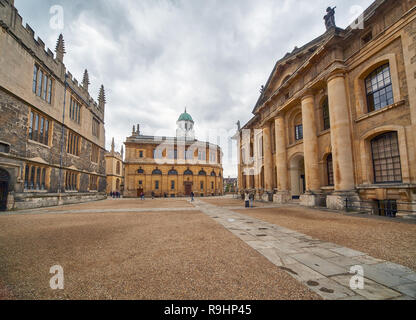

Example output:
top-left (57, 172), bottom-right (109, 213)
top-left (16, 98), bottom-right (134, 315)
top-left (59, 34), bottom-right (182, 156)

top-left (58, 74), bottom-right (68, 195)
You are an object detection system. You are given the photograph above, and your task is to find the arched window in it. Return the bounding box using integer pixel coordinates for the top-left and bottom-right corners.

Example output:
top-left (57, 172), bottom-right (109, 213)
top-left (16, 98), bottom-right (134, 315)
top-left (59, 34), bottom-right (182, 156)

top-left (322, 97), bottom-right (330, 130)
top-left (184, 169), bottom-right (193, 176)
top-left (326, 154), bottom-right (334, 186)
top-left (198, 169), bottom-right (206, 176)
top-left (365, 63), bottom-right (394, 112)
top-left (371, 132), bottom-right (402, 183)
top-left (152, 168), bottom-right (162, 175)
top-left (210, 171), bottom-right (216, 177)
top-left (137, 168), bottom-right (144, 174)
top-left (116, 162), bottom-right (121, 175)
top-left (168, 169), bottom-right (178, 175)
top-left (294, 114), bottom-right (303, 141)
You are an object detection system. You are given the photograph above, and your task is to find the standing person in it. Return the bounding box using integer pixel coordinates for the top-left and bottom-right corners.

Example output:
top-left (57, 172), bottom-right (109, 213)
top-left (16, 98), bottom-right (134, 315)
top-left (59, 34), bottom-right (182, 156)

top-left (140, 192), bottom-right (144, 200)
top-left (151, 191), bottom-right (155, 199)
top-left (110, 191), bottom-right (113, 198)
top-left (249, 193), bottom-right (254, 208)
top-left (244, 192), bottom-right (250, 208)
top-left (191, 191), bottom-right (194, 202)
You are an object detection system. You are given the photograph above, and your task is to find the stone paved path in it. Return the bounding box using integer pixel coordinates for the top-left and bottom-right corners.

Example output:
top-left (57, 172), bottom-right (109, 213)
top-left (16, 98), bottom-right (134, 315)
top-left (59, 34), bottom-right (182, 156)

top-left (193, 199), bottom-right (416, 300)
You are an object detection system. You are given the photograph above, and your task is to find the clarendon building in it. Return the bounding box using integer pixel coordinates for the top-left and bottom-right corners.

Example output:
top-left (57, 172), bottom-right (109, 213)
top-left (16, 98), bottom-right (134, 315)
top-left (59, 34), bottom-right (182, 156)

top-left (237, 0), bottom-right (416, 215)
top-left (0, 0), bottom-right (107, 210)
top-left (105, 138), bottom-right (124, 195)
top-left (124, 111), bottom-right (224, 198)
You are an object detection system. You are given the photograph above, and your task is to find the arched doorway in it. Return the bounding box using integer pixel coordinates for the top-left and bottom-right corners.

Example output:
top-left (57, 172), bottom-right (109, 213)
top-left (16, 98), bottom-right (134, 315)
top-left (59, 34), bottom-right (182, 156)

top-left (289, 155), bottom-right (305, 199)
top-left (0, 168), bottom-right (10, 211)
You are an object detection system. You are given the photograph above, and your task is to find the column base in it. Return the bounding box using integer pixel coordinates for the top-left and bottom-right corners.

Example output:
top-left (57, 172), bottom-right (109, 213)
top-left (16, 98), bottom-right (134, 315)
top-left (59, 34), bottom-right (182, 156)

top-left (300, 192), bottom-right (326, 207)
top-left (273, 191), bottom-right (291, 204)
top-left (6, 193), bottom-right (14, 210)
top-left (326, 191), bottom-right (360, 211)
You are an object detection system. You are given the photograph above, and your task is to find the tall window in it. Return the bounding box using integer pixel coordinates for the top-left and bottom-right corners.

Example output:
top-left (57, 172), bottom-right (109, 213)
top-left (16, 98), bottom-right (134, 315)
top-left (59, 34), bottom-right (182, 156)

top-left (32, 64), bottom-right (52, 104)
top-left (295, 124), bottom-right (303, 141)
top-left (116, 162), bottom-right (121, 175)
top-left (70, 97), bottom-right (81, 124)
top-left (92, 118), bottom-right (100, 138)
top-left (171, 180), bottom-right (175, 190)
top-left (371, 132), bottom-right (402, 183)
top-left (28, 110), bottom-right (50, 146)
top-left (322, 97), bottom-right (330, 130)
top-left (209, 150), bottom-right (217, 163)
top-left (200, 181), bottom-right (204, 191)
top-left (91, 144), bottom-right (99, 163)
top-left (89, 175), bottom-right (98, 191)
top-left (198, 150), bottom-right (206, 161)
top-left (65, 171), bottom-right (78, 191)
top-left (365, 63), bottom-right (394, 112)
top-left (155, 181), bottom-right (159, 190)
top-left (67, 131), bottom-right (81, 156)
top-left (24, 164), bottom-right (47, 191)
top-left (326, 154), bottom-right (334, 186)
top-left (153, 149), bottom-right (163, 159)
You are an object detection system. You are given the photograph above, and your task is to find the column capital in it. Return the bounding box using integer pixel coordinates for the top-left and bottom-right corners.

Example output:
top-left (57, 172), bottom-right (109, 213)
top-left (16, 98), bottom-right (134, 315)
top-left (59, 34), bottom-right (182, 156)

top-left (327, 70), bottom-right (346, 83)
top-left (301, 93), bottom-right (315, 103)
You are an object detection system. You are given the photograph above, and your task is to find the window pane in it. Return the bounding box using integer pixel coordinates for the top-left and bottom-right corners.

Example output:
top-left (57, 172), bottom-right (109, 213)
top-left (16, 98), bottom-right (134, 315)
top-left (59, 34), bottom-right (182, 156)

top-left (29, 112), bottom-right (34, 140)
top-left (37, 70), bottom-right (43, 96)
top-left (371, 132), bottom-right (402, 183)
top-left (48, 79), bottom-right (52, 103)
top-left (33, 65), bottom-right (38, 93)
top-left (365, 64), bottom-right (393, 112)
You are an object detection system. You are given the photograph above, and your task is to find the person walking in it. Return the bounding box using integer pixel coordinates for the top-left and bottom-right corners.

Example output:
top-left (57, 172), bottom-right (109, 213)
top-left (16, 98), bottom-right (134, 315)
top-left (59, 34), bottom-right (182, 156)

top-left (244, 192), bottom-right (250, 208)
top-left (191, 191), bottom-right (194, 202)
top-left (140, 192), bottom-right (145, 200)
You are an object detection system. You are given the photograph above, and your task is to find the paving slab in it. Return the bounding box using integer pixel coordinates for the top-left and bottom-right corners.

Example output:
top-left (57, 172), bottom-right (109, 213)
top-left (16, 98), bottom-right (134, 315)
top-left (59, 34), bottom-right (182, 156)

top-left (330, 247), bottom-right (366, 257)
top-left (392, 283), bottom-right (416, 298)
top-left (330, 275), bottom-right (402, 300)
top-left (362, 264), bottom-right (415, 288)
top-left (302, 277), bottom-right (357, 300)
top-left (290, 253), bottom-right (347, 277)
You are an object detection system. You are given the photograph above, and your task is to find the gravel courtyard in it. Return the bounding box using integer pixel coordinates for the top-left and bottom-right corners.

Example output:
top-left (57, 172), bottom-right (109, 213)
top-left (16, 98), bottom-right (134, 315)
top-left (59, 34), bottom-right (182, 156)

top-left (0, 197), bottom-right (415, 300)
top-left (0, 198), bottom-right (319, 300)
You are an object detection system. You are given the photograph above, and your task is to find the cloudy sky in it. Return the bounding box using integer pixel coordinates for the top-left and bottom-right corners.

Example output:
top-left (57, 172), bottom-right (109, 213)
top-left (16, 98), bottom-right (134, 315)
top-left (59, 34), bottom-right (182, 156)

top-left (15, 0), bottom-right (373, 177)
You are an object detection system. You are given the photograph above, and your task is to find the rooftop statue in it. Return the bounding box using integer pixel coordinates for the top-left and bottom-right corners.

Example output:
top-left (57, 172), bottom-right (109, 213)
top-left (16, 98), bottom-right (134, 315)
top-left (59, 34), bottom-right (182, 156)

top-left (324, 6), bottom-right (336, 30)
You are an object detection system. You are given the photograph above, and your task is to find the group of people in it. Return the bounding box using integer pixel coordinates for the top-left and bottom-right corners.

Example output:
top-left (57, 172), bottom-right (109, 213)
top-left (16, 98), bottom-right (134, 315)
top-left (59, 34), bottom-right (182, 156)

top-left (109, 191), bottom-right (121, 199)
top-left (244, 192), bottom-right (255, 208)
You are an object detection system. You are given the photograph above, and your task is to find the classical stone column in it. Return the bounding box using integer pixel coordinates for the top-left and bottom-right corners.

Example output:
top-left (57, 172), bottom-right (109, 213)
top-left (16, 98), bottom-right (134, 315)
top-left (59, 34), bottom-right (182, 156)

top-left (262, 125), bottom-right (273, 193)
top-left (326, 73), bottom-right (357, 209)
top-left (301, 94), bottom-right (320, 193)
top-left (273, 115), bottom-right (291, 203)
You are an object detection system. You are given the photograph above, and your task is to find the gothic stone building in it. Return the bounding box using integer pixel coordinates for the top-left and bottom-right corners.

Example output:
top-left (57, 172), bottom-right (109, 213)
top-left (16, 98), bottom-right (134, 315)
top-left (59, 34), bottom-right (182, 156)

top-left (105, 138), bottom-right (124, 195)
top-left (0, 0), bottom-right (107, 210)
top-left (237, 0), bottom-right (416, 215)
top-left (124, 111), bottom-right (223, 198)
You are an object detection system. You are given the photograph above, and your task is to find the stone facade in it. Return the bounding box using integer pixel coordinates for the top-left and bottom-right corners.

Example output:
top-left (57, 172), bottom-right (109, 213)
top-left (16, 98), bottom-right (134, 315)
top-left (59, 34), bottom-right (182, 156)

top-left (0, 0), bottom-right (107, 210)
top-left (105, 138), bottom-right (124, 195)
top-left (237, 0), bottom-right (416, 216)
top-left (124, 113), bottom-right (224, 198)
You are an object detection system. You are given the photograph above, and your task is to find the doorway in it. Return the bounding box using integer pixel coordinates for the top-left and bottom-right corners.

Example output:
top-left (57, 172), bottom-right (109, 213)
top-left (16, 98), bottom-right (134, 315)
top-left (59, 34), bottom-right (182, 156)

top-left (184, 182), bottom-right (192, 196)
top-left (289, 155), bottom-right (305, 199)
top-left (137, 188), bottom-right (143, 198)
top-left (0, 168), bottom-right (10, 211)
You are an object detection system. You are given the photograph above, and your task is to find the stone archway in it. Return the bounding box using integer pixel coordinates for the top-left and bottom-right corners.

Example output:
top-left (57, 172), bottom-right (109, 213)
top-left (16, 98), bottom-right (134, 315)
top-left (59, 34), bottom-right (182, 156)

top-left (289, 154), bottom-right (305, 199)
top-left (0, 168), bottom-right (10, 211)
